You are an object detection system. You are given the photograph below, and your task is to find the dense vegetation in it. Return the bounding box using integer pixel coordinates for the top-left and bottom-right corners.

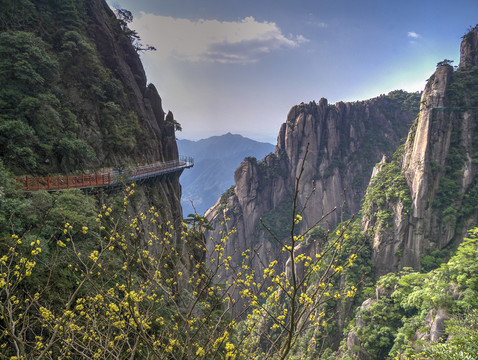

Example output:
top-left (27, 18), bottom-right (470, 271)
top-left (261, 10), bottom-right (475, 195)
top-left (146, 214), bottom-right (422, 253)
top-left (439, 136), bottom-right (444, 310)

top-left (362, 144), bottom-right (411, 231)
top-left (256, 195), bottom-right (295, 242)
top-left (0, 157), bottom-right (369, 359)
top-left (340, 228), bottom-right (478, 359)
top-left (0, 30), bottom-right (96, 172)
top-left (0, 161), bottom-right (229, 358)
top-left (0, 0), bottom-right (149, 174)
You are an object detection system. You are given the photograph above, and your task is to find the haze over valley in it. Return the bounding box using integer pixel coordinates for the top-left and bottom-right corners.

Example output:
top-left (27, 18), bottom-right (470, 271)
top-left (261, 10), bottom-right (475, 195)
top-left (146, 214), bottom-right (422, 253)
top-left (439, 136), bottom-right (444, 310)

top-left (178, 133), bottom-right (274, 215)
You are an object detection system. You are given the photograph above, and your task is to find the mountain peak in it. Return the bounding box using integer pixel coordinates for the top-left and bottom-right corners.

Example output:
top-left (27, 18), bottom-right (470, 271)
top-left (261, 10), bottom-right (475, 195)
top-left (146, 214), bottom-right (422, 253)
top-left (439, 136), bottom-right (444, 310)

top-left (460, 25), bottom-right (478, 67)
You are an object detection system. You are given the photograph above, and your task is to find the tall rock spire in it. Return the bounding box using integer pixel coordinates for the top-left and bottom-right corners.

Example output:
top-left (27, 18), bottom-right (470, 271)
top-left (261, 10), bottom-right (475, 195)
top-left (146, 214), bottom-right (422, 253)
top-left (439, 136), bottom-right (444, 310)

top-left (459, 25), bottom-right (478, 67)
top-left (206, 91), bottom-right (419, 279)
top-left (367, 26), bottom-right (478, 274)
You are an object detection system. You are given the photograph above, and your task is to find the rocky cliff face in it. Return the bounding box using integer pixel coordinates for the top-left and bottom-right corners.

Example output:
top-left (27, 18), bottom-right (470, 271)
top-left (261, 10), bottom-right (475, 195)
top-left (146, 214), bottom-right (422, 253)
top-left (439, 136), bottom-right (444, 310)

top-left (206, 91), bottom-right (420, 276)
top-left (0, 0), bottom-right (183, 235)
top-left (460, 25), bottom-right (478, 68)
top-left (0, 0), bottom-right (178, 174)
top-left (80, 0), bottom-right (184, 227)
top-left (365, 27), bottom-right (478, 275)
top-left (81, 0), bottom-right (179, 166)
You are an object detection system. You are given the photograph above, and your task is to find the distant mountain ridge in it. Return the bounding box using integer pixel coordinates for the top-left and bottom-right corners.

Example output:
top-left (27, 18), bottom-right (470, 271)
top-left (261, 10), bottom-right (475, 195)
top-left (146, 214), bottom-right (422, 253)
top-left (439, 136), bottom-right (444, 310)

top-left (178, 133), bottom-right (274, 215)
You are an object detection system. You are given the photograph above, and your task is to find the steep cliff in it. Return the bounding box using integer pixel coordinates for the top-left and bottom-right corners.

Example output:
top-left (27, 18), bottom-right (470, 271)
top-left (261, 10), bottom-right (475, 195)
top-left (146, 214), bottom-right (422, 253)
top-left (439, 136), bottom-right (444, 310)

top-left (206, 91), bottom-right (420, 276)
top-left (365, 26), bottom-right (478, 275)
top-left (0, 0), bottom-right (178, 174)
top-left (0, 0), bottom-right (183, 234)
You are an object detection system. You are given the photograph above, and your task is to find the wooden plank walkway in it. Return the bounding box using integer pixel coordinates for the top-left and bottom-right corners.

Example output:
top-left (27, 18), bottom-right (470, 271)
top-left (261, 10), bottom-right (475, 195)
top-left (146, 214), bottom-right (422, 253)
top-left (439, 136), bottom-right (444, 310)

top-left (16, 157), bottom-right (194, 192)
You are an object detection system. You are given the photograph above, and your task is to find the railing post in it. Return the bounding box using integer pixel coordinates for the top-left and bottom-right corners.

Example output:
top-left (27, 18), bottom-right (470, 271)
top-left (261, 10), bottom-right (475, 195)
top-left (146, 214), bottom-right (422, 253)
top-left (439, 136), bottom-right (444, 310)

top-left (26, 176), bottom-right (29, 191)
top-left (67, 175), bottom-right (69, 188)
top-left (108, 172), bottom-right (111, 184)
top-left (82, 174), bottom-right (84, 187)
top-left (47, 175), bottom-right (50, 189)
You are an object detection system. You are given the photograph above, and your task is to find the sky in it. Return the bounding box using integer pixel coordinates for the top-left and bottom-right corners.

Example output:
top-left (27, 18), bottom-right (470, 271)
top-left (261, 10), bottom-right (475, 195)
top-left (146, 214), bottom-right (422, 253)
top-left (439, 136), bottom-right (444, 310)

top-left (107, 0), bottom-right (478, 144)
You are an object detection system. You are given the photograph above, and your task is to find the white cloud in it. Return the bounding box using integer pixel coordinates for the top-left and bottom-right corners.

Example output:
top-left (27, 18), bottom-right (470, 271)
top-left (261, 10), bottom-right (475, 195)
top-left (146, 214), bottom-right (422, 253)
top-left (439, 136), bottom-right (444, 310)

top-left (407, 31), bottom-right (419, 38)
top-left (131, 13), bottom-right (308, 64)
top-left (309, 21), bottom-right (328, 28)
top-left (306, 13), bottom-right (327, 28)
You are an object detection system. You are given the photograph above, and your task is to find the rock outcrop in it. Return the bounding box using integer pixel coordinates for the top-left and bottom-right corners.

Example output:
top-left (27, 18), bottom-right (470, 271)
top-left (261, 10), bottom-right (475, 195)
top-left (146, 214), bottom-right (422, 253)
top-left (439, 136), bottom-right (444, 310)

top-left (83, 0), bottom-right (183, 227)
top-left (0, 0), bottom-right (178, 174)
top-left (365, 27), bottom-right (478, 275)
top-left (76, 0), bottom-right (179, 167)
top-left (459, 25), bottom-right (478, 68)
top-left (206, 91), bottom-right (420, 277)
top-left (416, 308), bottom-right (449, 342)
top-left (334, 28), bottom-right (478, 359)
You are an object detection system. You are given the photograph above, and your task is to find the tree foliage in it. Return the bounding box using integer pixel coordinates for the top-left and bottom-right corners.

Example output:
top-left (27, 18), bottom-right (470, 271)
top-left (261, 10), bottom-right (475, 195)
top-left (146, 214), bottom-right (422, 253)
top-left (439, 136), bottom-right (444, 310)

top-left (341, 228), bottom-right (478, 359)
top-left (0, 150), bottom-right (368, 359)
top-left (0, 1), bottom-right (166, 174)
top-left (113, 8), bottom-right (157, 52)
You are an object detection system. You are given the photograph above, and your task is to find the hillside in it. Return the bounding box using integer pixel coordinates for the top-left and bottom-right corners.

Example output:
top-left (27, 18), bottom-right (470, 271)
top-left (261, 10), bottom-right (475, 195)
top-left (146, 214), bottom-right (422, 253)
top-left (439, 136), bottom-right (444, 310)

top-left (0, 0), bottom-right (179, 175)
top-left (0, 0), bottom-right (184, 231)
top-left (178, 133), bottom-right (274, 215)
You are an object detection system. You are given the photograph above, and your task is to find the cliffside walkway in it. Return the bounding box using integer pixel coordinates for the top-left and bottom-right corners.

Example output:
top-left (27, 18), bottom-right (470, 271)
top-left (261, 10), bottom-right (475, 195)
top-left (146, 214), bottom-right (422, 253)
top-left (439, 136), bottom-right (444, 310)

top-left (433, 106), bottom-right (478, 111)
top-left (17, 156), bottom-right (194, 192)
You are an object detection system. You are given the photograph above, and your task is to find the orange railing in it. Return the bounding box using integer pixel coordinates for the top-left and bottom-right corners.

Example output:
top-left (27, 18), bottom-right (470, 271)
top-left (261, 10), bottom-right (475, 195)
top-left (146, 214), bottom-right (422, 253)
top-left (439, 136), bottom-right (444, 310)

top-left (18, 173), bottom-right (111, 191)
top-left (17, 157), bottom-right (194, 192)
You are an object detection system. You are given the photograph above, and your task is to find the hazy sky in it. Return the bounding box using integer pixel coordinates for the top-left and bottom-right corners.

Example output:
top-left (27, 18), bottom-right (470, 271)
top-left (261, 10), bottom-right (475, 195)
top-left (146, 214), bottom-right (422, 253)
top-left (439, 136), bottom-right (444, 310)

top-left (107, 0), bottom-right (478, 144)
